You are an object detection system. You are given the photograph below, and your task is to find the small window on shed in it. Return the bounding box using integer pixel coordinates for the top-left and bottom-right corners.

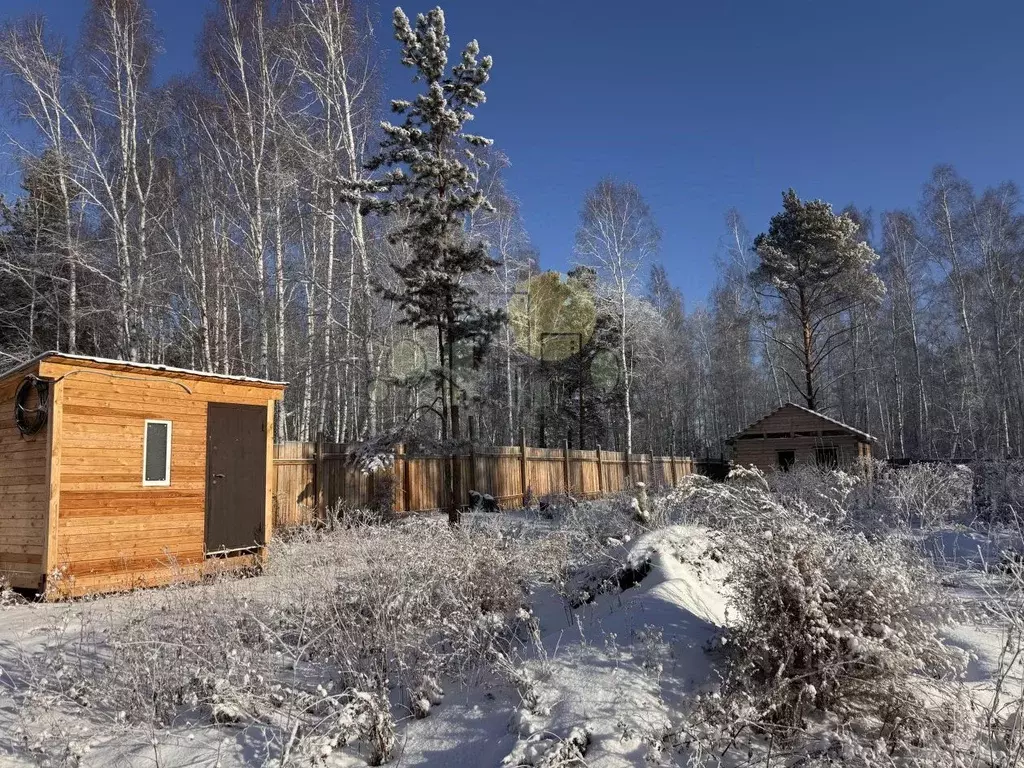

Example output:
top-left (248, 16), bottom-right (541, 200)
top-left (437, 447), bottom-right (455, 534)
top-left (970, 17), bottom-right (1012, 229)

top-left (777, 450), bottom-right (795, 471)
top-left (816, 446), bottom-right (839, 470)
top-left (143, 420), bottom-right (172, 486)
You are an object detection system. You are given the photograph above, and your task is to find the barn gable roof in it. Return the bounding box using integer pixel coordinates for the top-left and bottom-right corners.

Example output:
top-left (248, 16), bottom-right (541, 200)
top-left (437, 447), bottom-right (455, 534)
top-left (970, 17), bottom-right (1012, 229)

top-left (727, 402), bottom-right (876, 444)
top-left (0, 351), bottom-right (287, 388)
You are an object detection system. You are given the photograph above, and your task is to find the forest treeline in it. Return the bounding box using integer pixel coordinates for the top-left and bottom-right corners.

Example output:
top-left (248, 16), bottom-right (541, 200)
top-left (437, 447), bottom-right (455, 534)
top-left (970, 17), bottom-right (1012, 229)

top-left (0, 0), bottom-right (1021, 460)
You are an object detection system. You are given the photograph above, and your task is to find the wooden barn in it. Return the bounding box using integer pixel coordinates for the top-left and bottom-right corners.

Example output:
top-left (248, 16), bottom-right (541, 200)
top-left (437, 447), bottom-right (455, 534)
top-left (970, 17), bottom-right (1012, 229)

top-left (0, 352), bottom-right (285, 597)
top-left (727, 402), bottom-right (875, 473)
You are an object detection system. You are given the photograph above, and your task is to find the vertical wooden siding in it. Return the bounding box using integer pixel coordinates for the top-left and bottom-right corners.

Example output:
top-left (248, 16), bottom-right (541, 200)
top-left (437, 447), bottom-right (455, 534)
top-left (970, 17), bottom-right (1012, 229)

top-left (274, 442), bottom-right (694, 526)
top-left (0, 363), bottom-right (49, 589)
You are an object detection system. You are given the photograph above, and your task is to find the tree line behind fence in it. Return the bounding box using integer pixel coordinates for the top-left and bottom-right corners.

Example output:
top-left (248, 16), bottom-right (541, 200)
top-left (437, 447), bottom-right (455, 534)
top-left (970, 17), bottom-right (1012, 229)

top-left (273, 440), bottom-right (695, 526)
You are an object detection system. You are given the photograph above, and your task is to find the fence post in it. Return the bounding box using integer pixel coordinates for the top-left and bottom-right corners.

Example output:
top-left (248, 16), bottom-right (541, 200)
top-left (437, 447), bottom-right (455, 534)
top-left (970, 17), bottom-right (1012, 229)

top-left (563, 438), bottom-right (571, 495)
top-left (596, 444), bottom-right (604, 497)
top-left (519, 427), bottom-right (529, 507)
top-left (469, 441), bottom-right (477, 499)
top-left (395, 444), bottom-right (408, 513)
top-left (670, 448), bottom-right (678, 487)
top-left (446, 451), bottom-right (460, 527)
top-left (315, 432), bottom-right (325, 521)
top-left (649, 446), bottom-right (656, 489)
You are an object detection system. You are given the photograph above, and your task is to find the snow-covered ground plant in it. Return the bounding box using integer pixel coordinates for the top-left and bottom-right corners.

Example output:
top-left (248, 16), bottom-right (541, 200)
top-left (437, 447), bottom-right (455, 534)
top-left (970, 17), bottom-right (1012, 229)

top-left (689, 518), bottom-right (970, 765)
top-left (549, 492), bottom-right (641, 547)
top-left (970, 511), bottom-right (1024, 768)
top-left (5, 517), bottom-right (565, 766)
top-left (262, 519), bottom-right (554, 693)
top-left (766, 464), bottom-right (862, 524)
top-left (652, 466), bottom-right (800, 535)
top-left (4, 470), bottom-right (1021, 767)
top-left (0, 575), bottom-right (24, 608)
top-left (538, 492), bottom-right (659, 606)
top-left (873, 461), bottom-right (974, 529)
top-left (977, 461), bottom-right (1024, 526)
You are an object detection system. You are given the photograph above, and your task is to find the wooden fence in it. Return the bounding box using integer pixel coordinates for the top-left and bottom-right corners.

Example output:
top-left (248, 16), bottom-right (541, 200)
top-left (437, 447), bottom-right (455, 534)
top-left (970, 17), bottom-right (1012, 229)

top-left (273, 439), bottom-right (694, 528)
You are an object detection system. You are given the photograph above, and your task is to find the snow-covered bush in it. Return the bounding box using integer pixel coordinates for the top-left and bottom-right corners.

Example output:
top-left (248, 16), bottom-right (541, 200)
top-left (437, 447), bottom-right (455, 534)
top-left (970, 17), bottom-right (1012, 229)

top-left (22, 518), bottom-right (562, 764)
top-left (642, 473), bottom-right (712, 528)
top-left (653, 466), bottom-right (798, 535)
top-left (973, 512), bottom-right (1024, 768)
top-left (550, 492), bottom-right (644, 550)
top-left (976, 460), bottom-right (1024, 525)
top-left (15, 567), bottom-right (264, 727)
top-left (264, 520), bottom-right (543, 692)
top-left (766, 464), bottom-right (862, 524)
top-left (0, 575), bottom-right (24, 608)
top-left (501, 724), bottom-right (591, 767)
top-left (873, 462), bottom-right (974, 528)
top-left (707, 520), bottom-right (965, 752)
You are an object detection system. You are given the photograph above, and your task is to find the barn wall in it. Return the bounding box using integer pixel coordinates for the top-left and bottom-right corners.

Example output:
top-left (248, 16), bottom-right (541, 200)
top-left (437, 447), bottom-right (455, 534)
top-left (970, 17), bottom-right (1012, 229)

top-left (731, 434), bottom-right (862, 472)
top-left (729, 404), bottom-right (872, 473)
top-left (0, 364), bottom-right (49, 589)
top-left (39, 358), bottom-right (281, 596)
top-left (744, 405), bottom-right (854, 436)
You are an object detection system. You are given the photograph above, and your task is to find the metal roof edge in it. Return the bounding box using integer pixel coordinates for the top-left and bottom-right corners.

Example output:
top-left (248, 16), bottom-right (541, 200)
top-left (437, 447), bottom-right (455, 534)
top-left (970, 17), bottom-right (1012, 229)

top-left (0, 351), bottom-right (288, 387)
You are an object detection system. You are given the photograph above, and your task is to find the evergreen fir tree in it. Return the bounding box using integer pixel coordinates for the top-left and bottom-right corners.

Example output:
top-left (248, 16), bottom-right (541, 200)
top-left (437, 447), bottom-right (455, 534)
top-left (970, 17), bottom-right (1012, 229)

top-left (368, 7), bottom-right (502, 441)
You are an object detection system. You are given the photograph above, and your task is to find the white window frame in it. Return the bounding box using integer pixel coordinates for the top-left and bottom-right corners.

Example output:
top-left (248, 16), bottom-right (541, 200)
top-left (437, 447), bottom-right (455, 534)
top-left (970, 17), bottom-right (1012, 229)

top-left (142, 419), bottom-right (172, 487)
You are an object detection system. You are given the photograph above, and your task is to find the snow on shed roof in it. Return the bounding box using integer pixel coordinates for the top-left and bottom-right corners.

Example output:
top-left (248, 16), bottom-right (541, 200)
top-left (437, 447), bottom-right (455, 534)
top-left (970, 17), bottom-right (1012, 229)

top-left (727, 402), bottom-right (876, 443)
top-left (0, 351), bottom-right (287, 387)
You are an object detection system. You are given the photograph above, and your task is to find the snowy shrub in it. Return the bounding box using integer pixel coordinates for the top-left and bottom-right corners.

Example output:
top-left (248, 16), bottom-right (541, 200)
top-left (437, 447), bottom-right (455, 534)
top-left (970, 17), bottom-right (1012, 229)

top-left (706, 521), bottom-right (966, 750)
top-left (549, 491), bottom-right (690, 606)
top-left (21, 518), bottom-right (563, 764)
top-left (874, 462), bottom-right (974, 528)
top-left (314, 689), bottom-right (396, 766)
top-left (0, 575), bottom-right (24, 608)
top-left (260, 519), bottom-right (559, 700)
top-left (551, 492), bottom-right (642, 550)
top-left (324, 499), bottom-right (392, 529)
top-left (36, 582), bottom-right (280, 727)
top-left (654, 466), bottom-right (799, 535)
top-left (767, 465), bottom-right (862, 524)
top-left (974, 513), bottom-right (1024, 768)
top-left (501, 724), bottom-right (591, 767)
top-left (976, 460), bottom-right (1024, 526)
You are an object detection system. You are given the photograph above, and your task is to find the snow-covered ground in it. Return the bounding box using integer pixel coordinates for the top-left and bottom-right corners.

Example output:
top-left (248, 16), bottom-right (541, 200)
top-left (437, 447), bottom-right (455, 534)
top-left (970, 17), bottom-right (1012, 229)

top-left (0, 525), bottom-right (730, 767)
top-left (1, 483), bottom-right (1022, 767)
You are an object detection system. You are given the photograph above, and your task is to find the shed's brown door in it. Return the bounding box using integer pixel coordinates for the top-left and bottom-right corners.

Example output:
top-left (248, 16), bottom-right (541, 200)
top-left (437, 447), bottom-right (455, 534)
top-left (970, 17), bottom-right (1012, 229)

top-left (205, 403), bottom-right (267, 554)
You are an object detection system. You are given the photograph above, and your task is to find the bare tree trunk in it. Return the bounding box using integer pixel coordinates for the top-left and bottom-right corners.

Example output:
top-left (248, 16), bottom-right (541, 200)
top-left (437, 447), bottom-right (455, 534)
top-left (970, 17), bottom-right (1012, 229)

top-left (800, 290), bottom-right (816, 410)
top-left (620, 289), bottom-right (633, 455)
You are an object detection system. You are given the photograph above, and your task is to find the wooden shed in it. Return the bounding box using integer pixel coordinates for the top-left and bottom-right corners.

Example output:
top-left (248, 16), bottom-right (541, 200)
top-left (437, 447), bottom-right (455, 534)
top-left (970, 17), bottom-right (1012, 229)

top-left (0, 352), bottom-right (285, 597)
top-left (727, 402), bottom-right (875, 473)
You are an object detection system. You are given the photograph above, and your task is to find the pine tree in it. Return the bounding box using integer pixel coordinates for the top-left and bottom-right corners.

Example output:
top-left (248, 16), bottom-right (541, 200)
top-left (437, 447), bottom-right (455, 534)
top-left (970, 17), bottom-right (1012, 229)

top-left (368, 7), bottom-right (502, 442)
top-left (752, 189), bottom-right (884, 411)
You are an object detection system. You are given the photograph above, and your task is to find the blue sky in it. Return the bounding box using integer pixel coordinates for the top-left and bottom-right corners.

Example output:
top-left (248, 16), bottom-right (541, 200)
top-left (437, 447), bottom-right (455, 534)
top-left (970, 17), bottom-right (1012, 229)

top-left (2, 0), bottom-right (1023, 304)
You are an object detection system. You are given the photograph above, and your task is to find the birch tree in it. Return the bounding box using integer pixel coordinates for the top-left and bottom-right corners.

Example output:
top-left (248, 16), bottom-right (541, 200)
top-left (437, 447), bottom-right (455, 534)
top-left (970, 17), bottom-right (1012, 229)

top-left (201, 0), bottom-right (285, 378)
top-left (0, 18), bottom-right (84, 353)
top-left (575, 179), bottom-right (660, 456)
top-left (284, 0), bottom-right (380, 437)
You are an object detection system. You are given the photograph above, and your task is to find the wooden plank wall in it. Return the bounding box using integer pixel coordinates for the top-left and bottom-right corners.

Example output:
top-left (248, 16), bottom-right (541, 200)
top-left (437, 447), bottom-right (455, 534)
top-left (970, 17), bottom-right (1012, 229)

top-left (274, 441), bottom-right (694, 526)
top-left (38, 358), bottom-right (283, 596)
top-left (729, 404), bottom-right (869, 473)
top-left (0, 363), bottom-right (49, 589)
